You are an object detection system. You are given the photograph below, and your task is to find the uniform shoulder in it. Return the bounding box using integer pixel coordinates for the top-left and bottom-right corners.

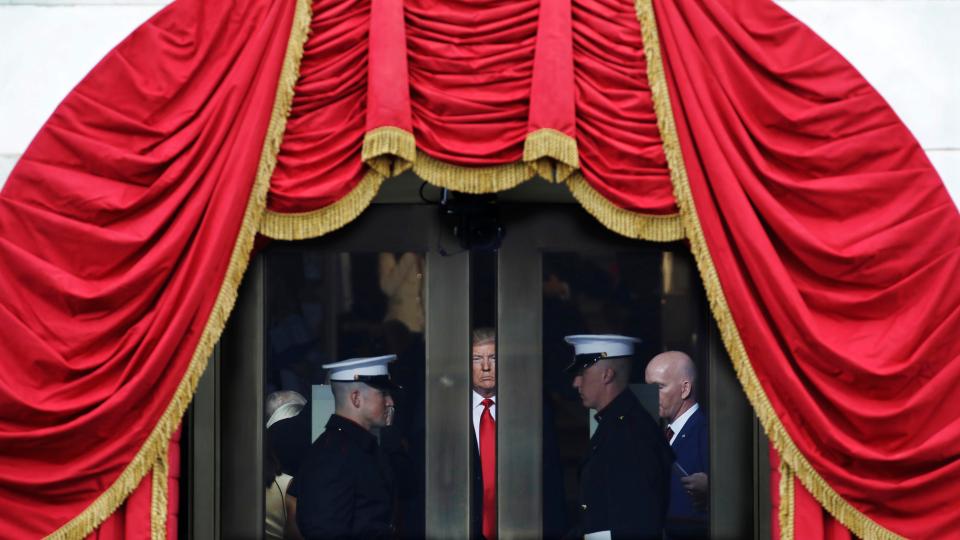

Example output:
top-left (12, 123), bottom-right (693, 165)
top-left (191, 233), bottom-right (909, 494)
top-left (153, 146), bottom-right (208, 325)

top-left (304, 425), bottom-right (359, 463)
top-left (298, 429), bottom-right (359, 483)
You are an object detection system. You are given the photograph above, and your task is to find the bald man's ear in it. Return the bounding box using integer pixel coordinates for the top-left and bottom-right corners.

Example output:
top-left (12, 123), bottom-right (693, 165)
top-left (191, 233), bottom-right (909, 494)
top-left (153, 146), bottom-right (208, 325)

top-left (681, 380), bottom-right (692, 401)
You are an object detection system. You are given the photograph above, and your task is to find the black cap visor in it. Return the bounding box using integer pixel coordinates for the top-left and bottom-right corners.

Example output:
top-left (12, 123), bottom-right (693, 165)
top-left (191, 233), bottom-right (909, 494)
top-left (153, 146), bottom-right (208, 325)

top-left (563, 353), bottom-right (633, 374)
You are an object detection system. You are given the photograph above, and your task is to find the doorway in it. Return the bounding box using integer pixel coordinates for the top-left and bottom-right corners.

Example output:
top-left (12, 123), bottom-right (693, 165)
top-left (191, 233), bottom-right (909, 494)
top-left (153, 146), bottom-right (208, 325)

top-left (184, 189), bottom-right (770, 539)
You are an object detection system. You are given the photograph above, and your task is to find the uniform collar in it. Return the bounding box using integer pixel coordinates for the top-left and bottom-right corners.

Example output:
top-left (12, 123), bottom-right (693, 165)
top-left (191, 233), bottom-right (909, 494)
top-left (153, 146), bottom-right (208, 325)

top-left (594, 388), bottom-right (637, 423)
top-left (327, 414), bottom-right (378, 452)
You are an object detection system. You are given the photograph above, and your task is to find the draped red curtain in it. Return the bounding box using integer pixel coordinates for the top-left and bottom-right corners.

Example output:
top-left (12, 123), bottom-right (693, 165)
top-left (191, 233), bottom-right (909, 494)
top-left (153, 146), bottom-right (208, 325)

top-left (260, 0), bottom-right (681, 242)
top-left (89, 428), bottom-right (181, 540)
top-left (2, 0), bottom-right (958, 537)
top-left (0, 0), bottom-right (306, 536)
top-left (649, 0), bottom-right (960, 537)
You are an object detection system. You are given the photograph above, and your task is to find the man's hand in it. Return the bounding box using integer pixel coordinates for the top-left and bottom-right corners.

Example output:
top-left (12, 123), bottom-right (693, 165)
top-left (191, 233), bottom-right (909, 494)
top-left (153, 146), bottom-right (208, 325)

top-left (680, 472), bottom-right (709, 511)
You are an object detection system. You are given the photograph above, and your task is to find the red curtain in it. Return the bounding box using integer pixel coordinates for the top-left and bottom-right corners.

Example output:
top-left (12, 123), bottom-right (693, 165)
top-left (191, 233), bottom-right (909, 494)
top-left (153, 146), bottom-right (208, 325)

top-left (650, 0), bottom-right (960, 537)
top-left (771, 448), bottom-right (851, 540)
top-left (261, 0), bottom-right (681, 242)
top-left (0, 0), bottom-right (305, 536)
top-left (267, 0), bottom-right (370, 216)
top-left (91, 428), bottom-right (180, 540)
top-left (572, 0), bottom-right (674, 215)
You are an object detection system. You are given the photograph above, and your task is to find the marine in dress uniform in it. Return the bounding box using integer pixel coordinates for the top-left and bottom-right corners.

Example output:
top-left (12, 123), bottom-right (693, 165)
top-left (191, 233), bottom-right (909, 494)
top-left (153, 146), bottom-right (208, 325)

top-left (295, 355), bottom-right (401, 539)
top-left (565, 335), bottom-right (673, 540)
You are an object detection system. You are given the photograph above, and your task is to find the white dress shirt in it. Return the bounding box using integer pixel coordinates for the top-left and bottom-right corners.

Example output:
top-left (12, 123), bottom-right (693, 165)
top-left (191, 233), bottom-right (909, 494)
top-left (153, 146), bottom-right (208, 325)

top-left (472, 390), bottom-right (497, 447)
top-left (667, 402), bottom-right (699, 446)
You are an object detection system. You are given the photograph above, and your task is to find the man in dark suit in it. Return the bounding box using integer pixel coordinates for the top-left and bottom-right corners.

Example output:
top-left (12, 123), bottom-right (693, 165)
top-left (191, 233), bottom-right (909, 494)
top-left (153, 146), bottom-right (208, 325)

top-left (470, 328), bottom-right (498, 540)
top-left (565, 335), bottom-right (673, 539)
top-left (645, 351), bottom-right (709, 540)
top-left (470, 328), bottom-right (567, 539)
top-left (294, 355), bottom-right (401, 539)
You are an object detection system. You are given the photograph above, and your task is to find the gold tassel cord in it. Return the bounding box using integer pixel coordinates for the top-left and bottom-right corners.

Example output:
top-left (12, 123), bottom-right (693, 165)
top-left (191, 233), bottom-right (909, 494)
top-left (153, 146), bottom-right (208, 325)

top-left (779, 460), bottom-right (795, 540)
top-left (362, 126), bottom-right (416, 177)
top-left (151, 455), bottom-right (169, 540)
top-left (260, 169), bottom-right (387, 240)
top-left (634, 1), bottom-right (904, 539)
top-left (46, 0), bottom-right (313, 537)
top-left (566, 172), bottom-right (683, 242)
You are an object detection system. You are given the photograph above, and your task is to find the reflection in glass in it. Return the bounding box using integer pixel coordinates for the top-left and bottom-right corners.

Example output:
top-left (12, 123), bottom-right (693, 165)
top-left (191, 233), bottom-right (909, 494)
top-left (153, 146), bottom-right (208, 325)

top-left (262, 249), bottom-right (426, 538)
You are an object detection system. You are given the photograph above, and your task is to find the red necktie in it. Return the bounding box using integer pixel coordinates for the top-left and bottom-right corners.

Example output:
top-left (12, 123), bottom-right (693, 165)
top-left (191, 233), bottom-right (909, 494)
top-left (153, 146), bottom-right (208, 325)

top-left (665, 425), bottom-right (674, 442)
top-left (480, 398), bottom-right (497, 540)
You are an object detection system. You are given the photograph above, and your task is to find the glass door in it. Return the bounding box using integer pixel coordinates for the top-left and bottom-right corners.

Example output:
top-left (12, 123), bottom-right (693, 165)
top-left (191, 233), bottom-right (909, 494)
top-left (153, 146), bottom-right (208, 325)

top-left (194, 199), bottom-right (769, 539)
top-left (206, 205), bottom-right (478, 538)
top-left (495, 204), bottom-right (768, 539)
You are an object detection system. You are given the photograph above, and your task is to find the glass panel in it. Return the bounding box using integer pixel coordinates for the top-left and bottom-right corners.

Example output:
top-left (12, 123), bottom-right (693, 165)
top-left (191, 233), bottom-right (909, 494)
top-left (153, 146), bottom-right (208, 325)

top-left (542, 248), bottom-right (710, 538)
top-left (262, 249), bottom-right (427, 539)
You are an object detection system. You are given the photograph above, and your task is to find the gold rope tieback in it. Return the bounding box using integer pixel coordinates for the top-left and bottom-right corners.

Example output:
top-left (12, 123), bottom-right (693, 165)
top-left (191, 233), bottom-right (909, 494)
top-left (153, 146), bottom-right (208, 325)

top-left (779, 459), bottom-right (795, 540)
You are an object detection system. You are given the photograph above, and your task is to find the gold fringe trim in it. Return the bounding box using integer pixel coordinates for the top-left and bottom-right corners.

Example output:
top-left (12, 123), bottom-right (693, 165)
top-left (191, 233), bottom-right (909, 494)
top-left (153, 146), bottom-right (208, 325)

top-left (566, 172), bottom-right (683, 242)
top-left (779, 460), bottom-right (795, 540)
top-left (362, 126), bottom-right (416, 177)
top-left (412, 150), bottom-right (534, 194)
top-left (260, 169), bottom-right (386, 240)
top-left (45, 0), bottom-right (313, 538)
top-left (635, 1), bottom-right (904, 539)
top-left (150, 455), bottom-right (168, 540)
top-left (523, 128), bottom-right (579, 182)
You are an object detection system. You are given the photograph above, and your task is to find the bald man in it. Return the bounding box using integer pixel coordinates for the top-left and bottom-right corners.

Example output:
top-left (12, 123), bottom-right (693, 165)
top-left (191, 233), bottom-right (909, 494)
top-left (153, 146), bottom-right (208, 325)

top-left (645, 351), bottom-right (709, 539)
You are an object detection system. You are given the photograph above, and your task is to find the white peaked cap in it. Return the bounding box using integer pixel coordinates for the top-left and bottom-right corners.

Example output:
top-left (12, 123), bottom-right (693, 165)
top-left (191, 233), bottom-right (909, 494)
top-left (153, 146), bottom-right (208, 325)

top-left (323, 354), bottom-right (397, 382)
top-left (564, 334), bottom-right (641, 357)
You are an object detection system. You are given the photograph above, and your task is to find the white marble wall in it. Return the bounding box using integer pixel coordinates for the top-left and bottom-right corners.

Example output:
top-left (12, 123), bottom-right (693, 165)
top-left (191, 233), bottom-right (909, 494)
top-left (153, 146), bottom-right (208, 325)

top-left (0, 1), bottom-right (168, 185)
top-left (1, 0), bottom-right (958, 208)
top-left (777, 0), bottom-right (960, 207)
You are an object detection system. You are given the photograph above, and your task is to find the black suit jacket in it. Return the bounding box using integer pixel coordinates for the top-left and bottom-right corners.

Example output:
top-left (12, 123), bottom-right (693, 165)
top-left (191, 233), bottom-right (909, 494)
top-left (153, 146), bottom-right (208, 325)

top-left (470, 428), bottom-right (486, 539)
top-left (577, 389), bottom-right (672, 539)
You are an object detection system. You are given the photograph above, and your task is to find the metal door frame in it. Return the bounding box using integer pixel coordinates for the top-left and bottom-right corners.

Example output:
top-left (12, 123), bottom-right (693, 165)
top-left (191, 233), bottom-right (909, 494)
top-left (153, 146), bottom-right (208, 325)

top-left (496, 204), bottom-right (770, 539)
top-left (187, 202), bottom-right (770, 539)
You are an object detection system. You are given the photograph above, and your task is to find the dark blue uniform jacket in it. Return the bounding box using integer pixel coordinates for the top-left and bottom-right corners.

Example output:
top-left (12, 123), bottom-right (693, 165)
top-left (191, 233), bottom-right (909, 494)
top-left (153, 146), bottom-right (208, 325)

top-left (578, 389), bottom-right (672, 539)
top-left (296, 414), bottom-right (395, 539)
